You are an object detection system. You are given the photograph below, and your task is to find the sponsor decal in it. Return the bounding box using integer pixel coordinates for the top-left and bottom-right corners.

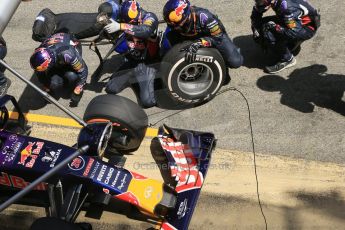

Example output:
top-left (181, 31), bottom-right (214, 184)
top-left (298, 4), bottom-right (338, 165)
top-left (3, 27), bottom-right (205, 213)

top-left (169, 1), bottom-right (188, 23)
top-left (128, 0), bottom-right (138, 19)
top-left (0, 172), bottom-right (46, 191)
top-left (64, 53), bottom-right (72, 63)
top-left (117, 174), bottom-right (128, 190)
top-left (41, 149), bottom-right (61, 168)
top-left (103, 188), bottom-right (110, 194)
top-left (122, 23), bottom-right (134, 31)
top-left (68, 156), bottom-right (85, 171)
top-left (71, 58), bottom-right (83, 72)
top-left (195, 55), bottom-right (214, 63)
top-left (18, 142), bottom-right (44, 168)
top-left (111, 171), bottom-right (121, 187)
top-left (97, 165), bottom-right (108, 182)
top-left (177, 198), bottom-right (188, 219)
top-left (287, 19), bottom-right (297, 29)
top-left (200, 13), bottom-right (208, 26)
top-left (143, 17), bottom-right (154, 26)
top-left (144, 186), bottom-right (153, 199)
top-left (1, 135), bottom-right (24, 166)
top-left (210, 25), bottom-right (222, 36)
top-left (89, 161), bottom-right (100, 179)
top-left (83, 158), bottom-right (95, 177)
top-left (9, 134), bottom-right (18, 142)
top-left (104, 167), bottom-right (115, 184)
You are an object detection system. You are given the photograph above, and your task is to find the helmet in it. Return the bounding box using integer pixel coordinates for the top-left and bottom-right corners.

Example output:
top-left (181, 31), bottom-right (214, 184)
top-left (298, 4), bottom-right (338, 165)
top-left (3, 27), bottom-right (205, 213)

top-left (120, 0), bottom-right (141, 23)
top-left (30, 47), bottom-right (55, 72)
top-left (163, 0), bottom-right (191, 26)
top-left (98, 0), bottom-right (120, 20)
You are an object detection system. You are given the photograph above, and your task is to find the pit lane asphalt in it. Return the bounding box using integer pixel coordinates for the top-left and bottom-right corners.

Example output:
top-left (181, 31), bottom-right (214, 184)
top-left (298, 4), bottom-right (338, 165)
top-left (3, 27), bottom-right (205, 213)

top-left (3, 0), bottom-right (345, 163)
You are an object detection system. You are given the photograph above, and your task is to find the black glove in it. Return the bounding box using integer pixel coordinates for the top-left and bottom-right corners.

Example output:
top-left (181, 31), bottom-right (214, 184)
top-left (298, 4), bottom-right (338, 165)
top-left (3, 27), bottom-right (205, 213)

top-left (70, 90), bottom-right (83, 107)
top-left (181, 42), bottom-right (203, 63)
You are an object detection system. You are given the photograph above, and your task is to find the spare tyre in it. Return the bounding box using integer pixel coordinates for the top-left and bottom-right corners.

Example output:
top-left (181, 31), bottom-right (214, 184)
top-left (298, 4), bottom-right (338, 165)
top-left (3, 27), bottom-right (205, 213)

top-left (83, 95), bottom-right (148, 154)
top-left (159, 41), bottom-right (226, 107)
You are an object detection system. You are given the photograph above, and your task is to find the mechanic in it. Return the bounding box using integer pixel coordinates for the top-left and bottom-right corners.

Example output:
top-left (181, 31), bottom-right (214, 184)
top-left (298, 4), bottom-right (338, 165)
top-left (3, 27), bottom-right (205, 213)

top-left (162, 0), bottom-right (243, 84)
top-left (74, 0), bottom-right (122, 39)
top-left (104, 0), bottom-right (159, 108)
top-left (251, 0), bottom-right (320, 73)
top-left (29, 33), bottom-right (88, 107)
top-left (0, 37), bottom-right (11, 97)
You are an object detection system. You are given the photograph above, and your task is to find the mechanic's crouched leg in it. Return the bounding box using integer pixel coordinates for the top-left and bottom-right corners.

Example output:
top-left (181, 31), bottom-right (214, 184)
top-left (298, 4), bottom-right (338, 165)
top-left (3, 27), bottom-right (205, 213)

top-left (134, 63), bottom-right (157, 108)
top-left (64, 71), bottom-right (78, 85)
top-left (50, 74), bottom-right (64, 91)
top-left (214, 34), bottom-right (243, 85)
top-left (105, 70), bottom-right (132, 94)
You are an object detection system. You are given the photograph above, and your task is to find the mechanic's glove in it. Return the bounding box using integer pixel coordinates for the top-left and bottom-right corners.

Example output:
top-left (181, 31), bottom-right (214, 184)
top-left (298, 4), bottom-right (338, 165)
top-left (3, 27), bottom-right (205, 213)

top-left (181, 41), bottom-right (203, 63)
top-left (104, 19), bottom-right (121, 34)
top-left (263, 21), bottom-right (282, 33)
top-left (70, 86), bottom-right (83, 107)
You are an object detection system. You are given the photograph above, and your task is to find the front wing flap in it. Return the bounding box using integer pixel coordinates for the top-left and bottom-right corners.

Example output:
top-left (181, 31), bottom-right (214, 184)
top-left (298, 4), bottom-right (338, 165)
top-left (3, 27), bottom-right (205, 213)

top-left (157, 125), bottom-right (216, 230)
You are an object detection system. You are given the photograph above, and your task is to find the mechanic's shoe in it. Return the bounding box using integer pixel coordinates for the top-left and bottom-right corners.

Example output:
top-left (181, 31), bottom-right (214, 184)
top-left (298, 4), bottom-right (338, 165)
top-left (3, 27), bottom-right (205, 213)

top-left (70, 91), bottom-right (83, 107)
top-left (265, 57), bottom-right (297, 74)
top-left (223, 68), bottom-right (231, 86)
top-left (0, 78), bottom-right (11, 97)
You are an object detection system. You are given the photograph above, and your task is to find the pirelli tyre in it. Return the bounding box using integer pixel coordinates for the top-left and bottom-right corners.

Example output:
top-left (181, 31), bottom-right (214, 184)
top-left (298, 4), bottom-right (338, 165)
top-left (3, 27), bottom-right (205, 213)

top-left (83, 94), bottom-right (148, 154)
top-left (160, 41), bottom-right (226, 106)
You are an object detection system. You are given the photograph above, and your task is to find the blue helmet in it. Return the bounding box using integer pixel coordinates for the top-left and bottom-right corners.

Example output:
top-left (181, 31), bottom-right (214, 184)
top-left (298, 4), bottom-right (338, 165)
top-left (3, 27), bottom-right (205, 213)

top-left (120, 0), bottom-right (141, 23)
top-left (163, 0), bottom-right (191, 26)
top-left (30, 47), bottom-right (55, 72)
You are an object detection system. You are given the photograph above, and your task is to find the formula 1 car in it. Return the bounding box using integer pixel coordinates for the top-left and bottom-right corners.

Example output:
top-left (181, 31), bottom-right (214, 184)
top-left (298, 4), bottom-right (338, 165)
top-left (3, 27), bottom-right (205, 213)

top-left (31, 7), bottom-right (227, 108)
top-left (0, 92), bottom-right (216, 229)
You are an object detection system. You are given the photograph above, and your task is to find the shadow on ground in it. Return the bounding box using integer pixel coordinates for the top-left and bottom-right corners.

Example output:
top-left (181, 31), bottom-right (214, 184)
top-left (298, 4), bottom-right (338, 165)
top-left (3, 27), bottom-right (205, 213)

top-left (292, 190), bottom-right (345, 221)
top-left (17, 73), bottom-right (50, 113)
top-left (17, 73), bottom-right (78, 113)
top-left (257, 64), bottom-right (345, 115)
top-left (2, 189), bottom-right (345, 229)
top-left (233, 34), bottom-right (277, 69)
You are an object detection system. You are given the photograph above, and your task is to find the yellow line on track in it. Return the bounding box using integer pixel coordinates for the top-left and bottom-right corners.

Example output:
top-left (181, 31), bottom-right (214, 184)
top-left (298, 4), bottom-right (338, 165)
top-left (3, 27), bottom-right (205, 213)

top-left (8, 112), bottom-right (158, 137)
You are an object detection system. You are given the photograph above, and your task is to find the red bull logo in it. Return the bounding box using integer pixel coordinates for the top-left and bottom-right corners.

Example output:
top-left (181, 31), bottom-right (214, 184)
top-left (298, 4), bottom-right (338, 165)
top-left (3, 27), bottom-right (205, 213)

top-left (36, 58), bottom-right (51, 72)
top-left (169, 1), bottom-right (188, 23)
top-left (18, 142), bottom-right (44, 167)
top-left (128, 0), bottom-right (139, 19)
top-left (35, 48), bottom-right (51, 72)
top-left (18, 142), bottom-right (35, 165)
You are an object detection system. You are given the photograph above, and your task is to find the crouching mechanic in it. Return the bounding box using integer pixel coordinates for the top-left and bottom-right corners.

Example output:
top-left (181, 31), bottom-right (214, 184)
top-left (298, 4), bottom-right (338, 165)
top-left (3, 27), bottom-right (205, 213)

top-left (162, 0), bottom-right (243, 84)
top-left (251, 0), bottom-right (320, 74)
top-left (104, 0), bottom-right (159, 108)
top-left (30, 33), bottom-right (88, 107)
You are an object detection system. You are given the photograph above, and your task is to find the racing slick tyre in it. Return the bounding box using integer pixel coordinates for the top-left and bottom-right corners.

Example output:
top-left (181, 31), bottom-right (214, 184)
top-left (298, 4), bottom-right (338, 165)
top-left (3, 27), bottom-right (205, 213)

top-left (83, 94), bottom-right (148, 154)
top-left (160, 41), bottom-right (226, 107)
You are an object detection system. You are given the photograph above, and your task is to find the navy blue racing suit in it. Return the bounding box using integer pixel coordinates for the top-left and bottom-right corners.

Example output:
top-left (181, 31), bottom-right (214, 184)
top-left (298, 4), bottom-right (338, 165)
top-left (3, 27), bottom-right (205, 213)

top-left (251, 0), bottom-right (319, 61)
top-left (105, 10), bottom-right (159, 108)
top-left (164, 6), bottom-right (243, 69)
top-left (35, 33), bottom-right (88, 94)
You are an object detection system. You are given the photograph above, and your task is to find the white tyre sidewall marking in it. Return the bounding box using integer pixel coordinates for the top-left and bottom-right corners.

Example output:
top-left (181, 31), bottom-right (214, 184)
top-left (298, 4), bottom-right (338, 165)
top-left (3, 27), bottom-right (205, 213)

top-left (167, 57), bottom-right (223, 100)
